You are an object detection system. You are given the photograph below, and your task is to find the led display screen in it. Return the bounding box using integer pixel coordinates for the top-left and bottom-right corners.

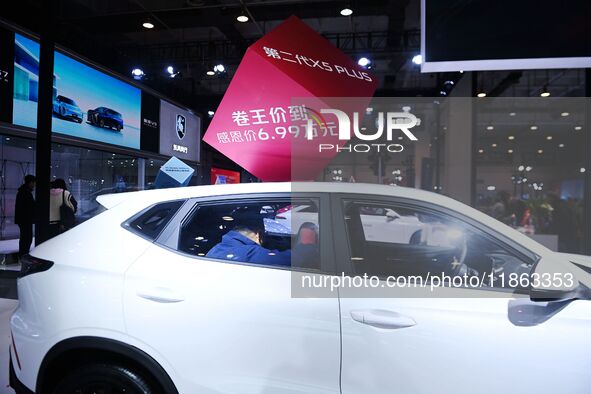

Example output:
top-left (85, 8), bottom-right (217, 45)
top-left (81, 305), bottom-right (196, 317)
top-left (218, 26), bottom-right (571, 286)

top-left (159, 99), bottom-right (200, 162)
top-left (422, 0), bottom-right (591, 72)
top-left (13, 33), bottom-right (142, 149)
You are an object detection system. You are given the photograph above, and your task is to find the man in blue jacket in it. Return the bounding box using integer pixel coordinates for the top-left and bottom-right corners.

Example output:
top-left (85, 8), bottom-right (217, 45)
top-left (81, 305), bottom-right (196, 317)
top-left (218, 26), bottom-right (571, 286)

top-left (207, 225), bottom-right (291, 267)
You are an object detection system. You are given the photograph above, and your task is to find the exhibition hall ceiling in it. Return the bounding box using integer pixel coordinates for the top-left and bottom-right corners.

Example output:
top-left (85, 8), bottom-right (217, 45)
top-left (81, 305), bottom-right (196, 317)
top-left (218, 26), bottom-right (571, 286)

top-left (0, 0), bottom-right (585, 110)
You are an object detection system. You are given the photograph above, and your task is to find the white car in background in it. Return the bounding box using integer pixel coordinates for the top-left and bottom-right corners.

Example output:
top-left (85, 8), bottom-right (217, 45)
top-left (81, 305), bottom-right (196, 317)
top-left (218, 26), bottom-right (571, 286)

top-left (9, 182), bottom-right (591, 394)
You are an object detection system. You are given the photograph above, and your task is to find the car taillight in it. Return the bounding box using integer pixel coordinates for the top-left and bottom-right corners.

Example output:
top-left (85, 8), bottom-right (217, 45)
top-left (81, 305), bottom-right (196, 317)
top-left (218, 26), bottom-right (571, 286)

top-left (19, 254), bottom-right (53, 278)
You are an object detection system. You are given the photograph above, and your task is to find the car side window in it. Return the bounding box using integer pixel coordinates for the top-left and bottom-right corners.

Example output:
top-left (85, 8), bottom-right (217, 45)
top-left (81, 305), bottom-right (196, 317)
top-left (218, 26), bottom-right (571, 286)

top-left (342, 200), bottom-right (534, 289)
top-left (127, 200), bottom-right (184, 240)
top-left (178, 198), bottom-right (321, 270)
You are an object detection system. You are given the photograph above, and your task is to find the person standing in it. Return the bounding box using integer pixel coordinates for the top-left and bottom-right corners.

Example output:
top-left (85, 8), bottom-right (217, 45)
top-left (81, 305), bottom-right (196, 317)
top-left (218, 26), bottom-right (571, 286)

top-left (14, 174), bottom-right (36, 258)
top-left (48, 178), bottom-right (77, 238)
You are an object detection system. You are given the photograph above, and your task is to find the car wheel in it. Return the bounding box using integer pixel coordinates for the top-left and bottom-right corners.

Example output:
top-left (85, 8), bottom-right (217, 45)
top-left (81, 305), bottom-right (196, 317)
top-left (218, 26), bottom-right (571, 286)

top-left (60, 106), bottom-right (65, 117)
top-left (99, 119), bottom-right (105, 128)
top-left (52, 363), bottom-right (155, 394)
top-left (116, 125), bottom-right (122, 131)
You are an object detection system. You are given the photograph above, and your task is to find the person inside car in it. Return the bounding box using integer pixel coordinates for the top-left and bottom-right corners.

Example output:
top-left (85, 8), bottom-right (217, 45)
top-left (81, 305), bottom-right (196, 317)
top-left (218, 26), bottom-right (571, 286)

top-left (292, 222), bottom-right (320, 269)
top-left (206, 223), bottom-right (291, 266)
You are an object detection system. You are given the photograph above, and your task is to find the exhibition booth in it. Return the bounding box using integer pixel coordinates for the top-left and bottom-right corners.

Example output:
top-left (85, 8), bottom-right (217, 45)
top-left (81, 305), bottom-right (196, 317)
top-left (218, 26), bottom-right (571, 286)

top-left (0, 22), bottom-right (203, 240)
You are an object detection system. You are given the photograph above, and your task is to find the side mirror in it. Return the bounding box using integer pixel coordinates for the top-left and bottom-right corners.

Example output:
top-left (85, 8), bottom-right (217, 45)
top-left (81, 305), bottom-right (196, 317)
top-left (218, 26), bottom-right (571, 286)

top-left (529, 256), bottom-right (582, 302)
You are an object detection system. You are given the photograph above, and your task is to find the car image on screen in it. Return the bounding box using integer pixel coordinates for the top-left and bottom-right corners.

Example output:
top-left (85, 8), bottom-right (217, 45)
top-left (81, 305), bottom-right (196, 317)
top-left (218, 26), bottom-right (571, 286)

top-left (87, 106), bottom-right (124, 131)
top-left (53, 95), bottom-right (83, 123)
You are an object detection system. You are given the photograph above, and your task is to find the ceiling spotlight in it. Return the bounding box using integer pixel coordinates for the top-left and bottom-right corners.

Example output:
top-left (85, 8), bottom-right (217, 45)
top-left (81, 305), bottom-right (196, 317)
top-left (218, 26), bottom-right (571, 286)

top-left (540, 85), bottom-right (550, 97)
top-left (478, 149), bottom-right (484, 153)
top-left (340, 7), bottom-right (353, 16)
top-left (508, 135), bottom-right (515, 140)
top-left (131, 68), bottom-right (144, 79)
top-left (530, 125), bottom-right (538, 131)
top-left (509, 112), bottom-right (516, 116)
top-left (518, 165), bottom-right (525, 171)
top-left (206, 70), bottom-right (215, 76)
top-left (412, 54), bottom-right (422, 65)
top-left (575, 126), bottom-right (582, 131)
top-left (546, 135), bottom-right (553, 140)
top-left (214, 64), bottom-right (225, 73)
top-left (526, 166), bottom-right (532, 172)
top-left (142, 21), bottom-right (154, 29)
top-left (207, 110), bottom-right (215, 117)
top-left (537, 149), bottom-right (543, 154)
top-left (507, 149), bottom-right (514, 153)
top-left (439, 90), bottom-right (447, 96)
top-left (166, 66), bottom-right (174, 75)
top-left (580, 167), bottom-right (586, 173)
top-left (477, 92), bottom-right (486, 98)
top-left (486, 125), bottom-right (494, 130)
top-left (491, 143), bottom-right (497, 148)
top-left (558, 143), bottom-right (565, 148)
top-left (560, 112), bottom-right (569, 117)
top-left (237, 12), bottom-right (249, 22)
top-left (357, 57), bottom-right (371, 67)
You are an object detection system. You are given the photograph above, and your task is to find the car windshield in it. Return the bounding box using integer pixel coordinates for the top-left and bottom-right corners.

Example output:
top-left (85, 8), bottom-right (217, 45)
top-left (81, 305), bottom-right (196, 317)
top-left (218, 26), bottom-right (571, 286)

top-left (59, 96), bottom-right (75, 105)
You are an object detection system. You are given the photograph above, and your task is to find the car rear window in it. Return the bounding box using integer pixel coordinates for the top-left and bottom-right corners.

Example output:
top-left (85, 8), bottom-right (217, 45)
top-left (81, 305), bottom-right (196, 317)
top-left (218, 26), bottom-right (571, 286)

top-left (127, 200), bottom-right (184, 240)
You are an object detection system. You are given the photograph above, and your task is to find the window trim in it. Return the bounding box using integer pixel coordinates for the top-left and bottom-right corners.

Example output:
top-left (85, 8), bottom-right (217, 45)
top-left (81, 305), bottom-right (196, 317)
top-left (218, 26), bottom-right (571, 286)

top-left (156, 192), bottom-right (336, 275)
top-left (331, 193), bottom-right (540, 293)
top-left (122, 199), bottom-right (188, 242)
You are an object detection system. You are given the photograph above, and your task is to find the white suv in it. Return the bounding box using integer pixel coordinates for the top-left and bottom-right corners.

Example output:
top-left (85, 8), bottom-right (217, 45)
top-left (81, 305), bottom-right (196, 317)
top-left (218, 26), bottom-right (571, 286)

top-left (9, 182), bottom-right (591, 394)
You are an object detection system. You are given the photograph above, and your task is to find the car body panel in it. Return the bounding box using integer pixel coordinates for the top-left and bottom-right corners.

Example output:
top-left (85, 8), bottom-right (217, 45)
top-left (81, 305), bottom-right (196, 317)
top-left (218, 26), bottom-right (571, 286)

top-left (124, 244), bottom-right (341, 394)
top-left (87, 107), bottom-right (124, 130)
top-left (53, 95), bottom-right (82, 122)
top-left (9, 182), bottom-right (590, 394)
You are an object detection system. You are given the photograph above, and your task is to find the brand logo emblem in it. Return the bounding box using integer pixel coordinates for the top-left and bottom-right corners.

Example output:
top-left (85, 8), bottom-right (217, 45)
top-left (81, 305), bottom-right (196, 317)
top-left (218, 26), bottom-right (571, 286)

top-left (176, 114), bottom-right (186, 140)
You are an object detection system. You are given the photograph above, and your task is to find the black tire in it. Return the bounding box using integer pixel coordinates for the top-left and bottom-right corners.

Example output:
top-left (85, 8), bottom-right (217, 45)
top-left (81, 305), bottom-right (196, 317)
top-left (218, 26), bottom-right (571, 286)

top-left (99, 119), bottom-right (105, 128)
top-left (116, 124), bottom-right (122, 132)
top-left (60, 106), bottom-right (65, 117)
top-left (52, 363), bottom-right (155, 394)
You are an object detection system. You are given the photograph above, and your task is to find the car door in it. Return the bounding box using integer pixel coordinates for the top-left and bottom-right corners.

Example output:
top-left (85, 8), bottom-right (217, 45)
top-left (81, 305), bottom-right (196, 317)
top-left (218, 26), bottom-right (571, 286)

top-left (123, 193), bottom-right (341, 394)
top-left (332, 194), bottom-right (591, 394)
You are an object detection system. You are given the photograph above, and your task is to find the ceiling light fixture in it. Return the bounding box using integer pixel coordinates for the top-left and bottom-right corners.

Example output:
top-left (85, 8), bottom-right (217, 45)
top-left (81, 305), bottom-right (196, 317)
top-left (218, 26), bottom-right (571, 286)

top-left (357, 57), bottom-right (371, 67)
top-left (530, 125), bottom-right (538, 131)
top-left (214, 64), bottom-right (225, 73)
top-left (142, 21), bottom-right (154, 29)
top-left (131, 68), bottom-right (144, 79)
top-left (412, 54), bottom-right (422, 65)
top-left (575, 126), bottom-right (582, 130)
top-left (508, 135), bottom-right (515, 140)
top-left (540, 85), bottom-right (550, 97)
top-left (237, 12), bottom-right (249, 22)
top-left (477, 92), bottom-right (486, 98)
top-left (561, 112), bottom-right (569, 117)
top-left (340, 7), bottom-right (353, 16)
top-left (486, 125), bottom-right (494, 130)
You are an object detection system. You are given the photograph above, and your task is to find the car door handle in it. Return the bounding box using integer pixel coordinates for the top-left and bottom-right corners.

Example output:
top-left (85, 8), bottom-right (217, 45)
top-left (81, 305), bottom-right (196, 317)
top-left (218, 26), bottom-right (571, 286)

top-left (350, 309), bottom-right (416, 329)
top-left (136, 286), bottom-right (185, 303)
